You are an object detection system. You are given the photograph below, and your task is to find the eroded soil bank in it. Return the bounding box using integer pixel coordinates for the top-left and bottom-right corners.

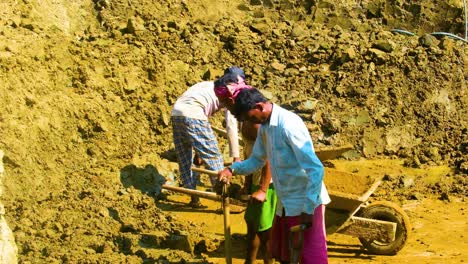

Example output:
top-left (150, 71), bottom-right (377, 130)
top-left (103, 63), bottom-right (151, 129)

top-left (0, 0), bottom-right (466, 262)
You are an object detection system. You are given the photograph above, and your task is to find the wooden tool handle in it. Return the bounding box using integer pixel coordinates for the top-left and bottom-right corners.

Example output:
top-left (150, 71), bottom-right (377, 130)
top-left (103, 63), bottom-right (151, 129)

top-left (240, 194), bottom-right (251, 202)
top-left (290, 223), bottom-right (311, 233)
top-left (161, 184), bottom-right (247, 207)
top-left (191, 167), bottom-right (219, 176)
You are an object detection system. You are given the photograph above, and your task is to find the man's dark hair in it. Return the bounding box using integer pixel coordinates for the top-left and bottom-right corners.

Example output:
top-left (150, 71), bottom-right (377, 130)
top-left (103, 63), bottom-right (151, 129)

top-left (234, 88), bottom-right (267, 118)
top-left (214, 73), bottom-right (238, 88)
top-left (215, 66), bottom-right (245, 88)
top-left (224, 66), bottom-right (245, 79)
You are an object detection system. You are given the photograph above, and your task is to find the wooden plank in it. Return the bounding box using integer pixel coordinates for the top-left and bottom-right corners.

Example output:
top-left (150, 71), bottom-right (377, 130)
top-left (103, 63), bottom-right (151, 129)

top-left (357, 178), bottom-right (383, 202)
top-left (336, 216), bottom-right (397, 242)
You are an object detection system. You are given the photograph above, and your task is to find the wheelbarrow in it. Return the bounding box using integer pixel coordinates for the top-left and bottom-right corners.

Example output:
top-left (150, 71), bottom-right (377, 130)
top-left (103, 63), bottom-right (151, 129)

top-left (285, 175), bottom-right (410, 263)
top-left (324, 175), bottom-right (411, 255)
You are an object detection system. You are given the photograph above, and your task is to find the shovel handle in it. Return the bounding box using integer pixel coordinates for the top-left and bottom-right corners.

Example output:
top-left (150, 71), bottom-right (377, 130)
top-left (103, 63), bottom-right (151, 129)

top-left (290, 223), bottom-right (311, 233)
top-left (191, 167), bottom-right (219, 176)
top-left (240, 194), bottom-right (251, 202)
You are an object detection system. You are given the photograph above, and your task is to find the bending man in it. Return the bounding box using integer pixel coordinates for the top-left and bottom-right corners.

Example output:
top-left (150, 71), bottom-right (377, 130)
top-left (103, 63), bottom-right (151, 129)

top-left (171, 68), bottom-right (241, 208)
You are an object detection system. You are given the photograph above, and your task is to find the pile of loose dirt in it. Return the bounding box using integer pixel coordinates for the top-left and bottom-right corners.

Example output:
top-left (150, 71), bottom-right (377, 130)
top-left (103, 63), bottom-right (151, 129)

top-left (0, 0), bottom-right (466, 262)
top-left (324, 168), bottom-right (374, 196)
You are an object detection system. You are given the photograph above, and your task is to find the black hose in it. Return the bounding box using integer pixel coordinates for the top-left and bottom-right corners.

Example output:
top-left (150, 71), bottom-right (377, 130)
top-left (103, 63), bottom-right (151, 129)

top-left (391, 29), bottom-right (467, 43)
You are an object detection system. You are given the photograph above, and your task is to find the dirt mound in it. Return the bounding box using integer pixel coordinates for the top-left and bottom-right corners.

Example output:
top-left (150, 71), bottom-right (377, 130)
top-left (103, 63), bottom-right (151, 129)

top-left (0, 0), bottom-right (466, 262)
top-left (324, 168), bottom-right (373, 196)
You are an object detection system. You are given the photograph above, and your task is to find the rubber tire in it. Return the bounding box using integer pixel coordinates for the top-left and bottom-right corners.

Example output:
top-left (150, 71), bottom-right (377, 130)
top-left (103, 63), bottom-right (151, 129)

top-left (358, 201), bottom-right (411, 255)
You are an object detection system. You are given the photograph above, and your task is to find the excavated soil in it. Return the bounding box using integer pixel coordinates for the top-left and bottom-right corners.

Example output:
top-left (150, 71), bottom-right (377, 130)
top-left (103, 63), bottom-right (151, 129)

top-left (0, 0), bottom-right (466, 263)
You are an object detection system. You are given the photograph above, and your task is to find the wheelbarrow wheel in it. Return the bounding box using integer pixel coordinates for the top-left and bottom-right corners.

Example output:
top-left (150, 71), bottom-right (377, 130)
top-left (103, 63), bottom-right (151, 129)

top-left (358, 201), bottom-right (411, 255)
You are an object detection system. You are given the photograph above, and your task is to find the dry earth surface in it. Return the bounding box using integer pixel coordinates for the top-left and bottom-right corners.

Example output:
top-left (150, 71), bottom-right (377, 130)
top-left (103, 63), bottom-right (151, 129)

top-left (0, 0), bottom-right (466, 263)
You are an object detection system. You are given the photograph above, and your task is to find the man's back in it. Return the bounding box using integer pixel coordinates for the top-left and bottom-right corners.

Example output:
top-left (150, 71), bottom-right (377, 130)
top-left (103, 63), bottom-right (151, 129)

top-left (171, 81), bottom-right (220, 119)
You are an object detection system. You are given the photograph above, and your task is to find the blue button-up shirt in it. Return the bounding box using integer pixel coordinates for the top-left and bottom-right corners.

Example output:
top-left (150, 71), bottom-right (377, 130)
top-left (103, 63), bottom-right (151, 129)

top-left (231, 104), bottom-right (330, 216)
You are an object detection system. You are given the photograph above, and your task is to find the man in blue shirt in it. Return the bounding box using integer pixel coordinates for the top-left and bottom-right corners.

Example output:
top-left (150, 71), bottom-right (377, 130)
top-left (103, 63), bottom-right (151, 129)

top-left (218, 88), bottom-right (330, 264)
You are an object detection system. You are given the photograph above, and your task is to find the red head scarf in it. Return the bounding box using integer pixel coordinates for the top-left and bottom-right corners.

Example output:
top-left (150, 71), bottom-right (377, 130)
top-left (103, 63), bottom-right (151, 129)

top-left (214, 74), bottom-right (252, 100)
